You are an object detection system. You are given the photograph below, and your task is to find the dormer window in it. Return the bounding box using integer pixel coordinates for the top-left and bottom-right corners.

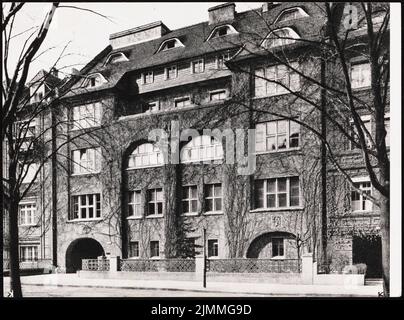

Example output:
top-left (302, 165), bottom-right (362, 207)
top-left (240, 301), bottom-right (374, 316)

top-left (275, 7), bottom-right (309, 23)
top-left (84, 73), bottom-right (107, 88)
top-left (157, 38), bottom-right (184, 53)
top-left (206, 24), bottom-right (238, 41)
top-left (104, 52), bottom-right (128, 65)
top-left (262, 27), bottom-right (300, 49)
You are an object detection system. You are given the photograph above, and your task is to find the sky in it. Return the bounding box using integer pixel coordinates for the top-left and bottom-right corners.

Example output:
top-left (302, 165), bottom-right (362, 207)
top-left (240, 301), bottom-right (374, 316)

top-left (5, 2), bottom-right (263, 80)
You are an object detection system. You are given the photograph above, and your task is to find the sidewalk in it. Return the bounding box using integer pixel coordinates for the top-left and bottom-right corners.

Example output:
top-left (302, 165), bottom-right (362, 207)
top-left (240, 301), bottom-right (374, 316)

top-left (4, 274), bottom-right (383, 297)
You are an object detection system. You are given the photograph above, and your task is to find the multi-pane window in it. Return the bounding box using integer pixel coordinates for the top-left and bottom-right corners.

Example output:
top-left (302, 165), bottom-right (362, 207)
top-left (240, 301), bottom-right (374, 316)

top-left (174, 97), bottom-right (191, 108)
top-left (181, 135), bottom-right (223, 163)
top-left (351, 63), bottom-right (371, 89)
top-left (255, 63), bottom-right (300, 97)
top-left (351, 181), bottom-right (372, 212)
top-left (272, 238), bottom-right (284, 257)
top-left (256, 120), bottom-right (300, 152)
top-left (165, 65), bottom-right (178, 80)
top-left (129, 241), bottom-right (139, 258)
top-left (143, 71), bottom-right (154, 84)
top-left (19, 202), bottom-right (36, 226)
top-left (85, 75), bottom-right (104, 88)
top-left (72, 103), bottom-right (101, 129)
top-left (254, 177), bottom-right (300, 209)
top-left (191, 59), bottom-right (204, 74)
top-left (128, 190), bottom-right (142, 217)
top-left (263, 28), bottom-right (300, 48)
top-left (182, 185), bottom-right (198, 215)
top-left (19, 245), bottom-right (38, 262)
top-left (208, 239), bottom-right (219, 257)
top-left (205, 184), bottom-right (222, 213)
top-left (71, 147), bottom-right (101, 174)
top-left (128, 143), bottom-right (163, 169)
top-left (70, 194), bottom-right (101, 220)
top-left (150, 241), bottom-right (160, 257)
top-left (147, 188), bottom-right (163, 216)
top-left (159, 38), bottom-right (183, 52)
top-left (216, 52), bottom-right (230, 69)
top-left (210, 90), bottom-right (227, 101)
top-left (351, 119), bottom-right (372, 150)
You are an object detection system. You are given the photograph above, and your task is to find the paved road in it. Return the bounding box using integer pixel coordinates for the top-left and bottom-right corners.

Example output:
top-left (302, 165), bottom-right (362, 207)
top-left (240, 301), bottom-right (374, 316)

top-left (3, 284), bottom-right (270, 297)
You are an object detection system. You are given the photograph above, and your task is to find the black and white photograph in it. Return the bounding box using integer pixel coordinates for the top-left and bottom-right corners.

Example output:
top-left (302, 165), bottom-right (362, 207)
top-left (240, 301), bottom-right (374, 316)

top-left (1, 1), bottom-right (401, 305)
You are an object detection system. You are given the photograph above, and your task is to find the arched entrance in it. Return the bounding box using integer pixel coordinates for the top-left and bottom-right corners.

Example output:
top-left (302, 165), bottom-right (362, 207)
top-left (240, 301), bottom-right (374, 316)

top-left (65, 238), bottom-right (104, 273)
top-left (246, 232), bottom-right (296, 259)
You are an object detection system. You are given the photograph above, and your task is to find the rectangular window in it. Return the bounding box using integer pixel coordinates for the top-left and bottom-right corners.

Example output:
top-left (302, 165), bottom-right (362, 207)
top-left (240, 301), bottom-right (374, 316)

top-left (254, 63), bottom-right (300, 97)
top-left (174, 97), bottom-right (191, 108)
top-left (255, 120), bottom-right (300, 152)
top-left (191, 59), bottom-right (204, 74)
top-left (351, 118), bottom-right (372, 150)
top-left (182, 185), bottom-right (198, 215)
top-left (128, 190), bottom-right (142, 217)
top-left (254, 177), bottom-right (300, 209)
top-left (19, 202), bottom-right (36, 226)
top-left (71, 147), bottom-right (101, 174)
top-left (70, 194), bottom-right (101, 220)
top-left (129, 241), bottom-right (139, 258)
top-left (150, 241), bottom-right (160, 258)
top-left (147, 188), bottom-right (163, 216)
top-left (272, 238), bottom-right (284, 257)
top-left (165, 65), bottom-right (177, 80)
top-left (216, 52), bottom-right (230, 69)
top-left (205, 183), bottom-right (222, 213)
top-left (210, 90), bottom-right (227, 101)
top-left (351, 181), bottom-right (372, 212)
top-left (21, 163), bottom-right (38, 184)
top-left (72, 103), bottom-right (101, 130)
top-left (351, 62), bottom-right (371, 89)
top-left (208, 239), bottom-right (219, 257)
top-left (385, 117), bottom-right (390, 147)
top-left (143, 71), bottom-right (154, 84)
top-left (15, 119), bottom-right (36, 139)
top-left (145, 101), bottom-right (160, 113)
top-left (19, 245), bottom-right (38, 262)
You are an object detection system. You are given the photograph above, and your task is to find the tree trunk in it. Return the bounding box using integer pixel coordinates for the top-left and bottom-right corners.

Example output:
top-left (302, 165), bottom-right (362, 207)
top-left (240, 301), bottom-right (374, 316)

top-left (379, 194), bottom-right (389, 296)
top-left (8, 201), bottom-right (22, 297)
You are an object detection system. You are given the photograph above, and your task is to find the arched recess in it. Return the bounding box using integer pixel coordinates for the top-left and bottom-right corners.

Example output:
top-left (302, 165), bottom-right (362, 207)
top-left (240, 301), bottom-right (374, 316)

top-left (65, 238), bottom-right (104, 273)
top-left (246, 231), bottom-right (296, 259)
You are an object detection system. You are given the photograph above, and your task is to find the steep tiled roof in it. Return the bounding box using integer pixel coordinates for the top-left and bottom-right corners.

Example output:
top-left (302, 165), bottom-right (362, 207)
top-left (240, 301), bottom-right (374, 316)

top-left (28, 69), bottom-right (62, 88)
top-left (64, 2), bottom-right (327, 98)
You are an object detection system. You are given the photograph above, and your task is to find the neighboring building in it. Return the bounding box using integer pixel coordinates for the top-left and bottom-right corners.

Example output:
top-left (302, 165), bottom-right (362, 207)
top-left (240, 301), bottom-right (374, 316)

top-left (5, 2), bottom-right (388, 277)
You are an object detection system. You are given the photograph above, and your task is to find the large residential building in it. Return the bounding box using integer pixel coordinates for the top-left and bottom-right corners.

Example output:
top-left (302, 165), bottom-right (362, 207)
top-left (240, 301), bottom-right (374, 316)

top-left (4, 2), bottom-right (388, 277)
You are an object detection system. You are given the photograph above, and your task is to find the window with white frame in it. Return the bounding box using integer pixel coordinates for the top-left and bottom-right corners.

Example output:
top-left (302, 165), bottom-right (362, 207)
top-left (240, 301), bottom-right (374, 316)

top-left (150, 241), bottom-right (160, 257)
top-left (19, 245), bottom-right (38, 262)
top-left (128, 143), bottom-right (163, 169)
top-left (147, 188), bottom-right (163, 216)
top-left (207, 25), bottom-right (238, 41)
top-left (275, 7), bottom-right (309, 22)
top-left (85, 74), bottom-right (106, 88)
top-left (208, 239), bottom-right (219, 257)
top-left (262, 28), bottom-right (300, 49)
top-left (145, 101), bottom-right (160, 113)
top-left (182, 185), bottom-right (198, 215)
top-left (181, 135), bottom-right (223, 163)
top-left (255, 63), bottom-right (300, 97)
top-left (351, 62), bottom-right (371, 89)
top-left (72, 102), bottom-right (101, 129)
top-left (19, 202), bottom-right (36, 226)
top-left (105, 52), bottom-right (128, 65)
top-left (256, 120), bottom-right (300, 152)
top-left (158, 38), bottom-right (184, 52)
top-left (191, 59), bottom-right (204, 74)
top-left (129, 241), bottom-right (139, 258)
top-left (128, 190), bottom-right (142, 218)
top-left (216, 52), bottom-right (231, 69)
top-left (71, 147), bottom-right (101, 174)
top-left (210, 90), bottom-right (228, 101)
top-left (165, 65), bottom-right (178, 80)
top-left (174, 97), bottom-right (191, 108)
top-left (70, 194), bottom-right (101, 220)
top-left (351, 117), bottom-right (372, 150)
top-left (142, 71), bottom-right (154, 84)
top-left (205, 183), bottom-right (222, 213)
top-left (351, 180), bottom-right (372, 212)
top-left (254, 177), bottom-right (300, 209)
top-left (272, 237), bottom-right (284, 257)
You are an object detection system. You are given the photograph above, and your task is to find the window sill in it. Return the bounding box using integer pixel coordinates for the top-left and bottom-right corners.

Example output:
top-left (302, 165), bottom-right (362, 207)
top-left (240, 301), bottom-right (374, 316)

top-left (253, 90), bottom-right (301, 100)
top-left (255, 148), bottom-right (301, 155)
top-left (126, 165), bottom-right (163, 171)
top-left (19, 224), bottom-right (38, 227)
top-left (270, 256), bottom-right (286, 260)
top-left (203, 211), bottom-right (223, 216)
top-left (71, 172), bottom-right (101, 177)
top-left (145, 214), bottom-right (164, 219)
top-left (67, 218), bottom-right (103, 223)
top-left (182, 213), bottom-right (199, 217)
top-left (70, 125), bottom-right (101, 132)
top-left (250, 207), bottom-right (303, 213)
top-left (207, 256), bottom-right (219, 259)
top-left (351, 210), bottom-right (374, 214)
top-left (127, 216), bottom-right (143, 220)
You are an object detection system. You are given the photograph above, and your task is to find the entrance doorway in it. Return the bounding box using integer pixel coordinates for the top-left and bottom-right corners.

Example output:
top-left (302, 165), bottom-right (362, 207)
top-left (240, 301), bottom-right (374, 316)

top-left (352, 235), bottom-right (382, 278)
top-left (65, 238), bottom-right (104, 273)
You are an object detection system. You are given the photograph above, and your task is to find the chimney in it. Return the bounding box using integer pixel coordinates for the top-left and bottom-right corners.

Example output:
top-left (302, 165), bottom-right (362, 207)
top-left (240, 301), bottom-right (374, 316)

top-left (109, 21), bottom-right (170, 49)
top-left (208, 2), bottom-right (236, 25)
top-left (262, 2), bottom-right (281, 12)
top-left (50, 67), bottom-right (58, 78)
